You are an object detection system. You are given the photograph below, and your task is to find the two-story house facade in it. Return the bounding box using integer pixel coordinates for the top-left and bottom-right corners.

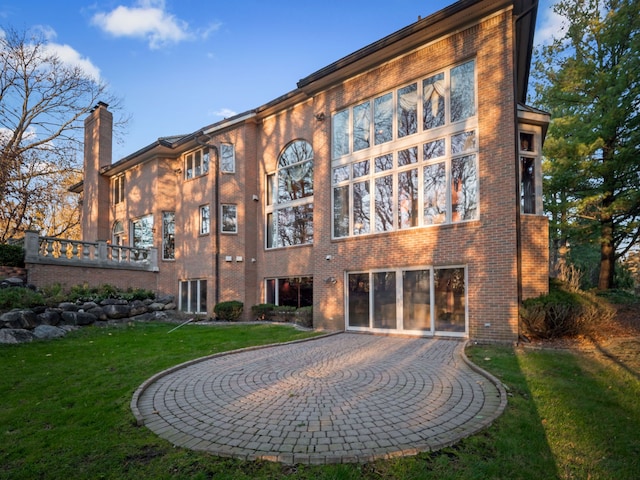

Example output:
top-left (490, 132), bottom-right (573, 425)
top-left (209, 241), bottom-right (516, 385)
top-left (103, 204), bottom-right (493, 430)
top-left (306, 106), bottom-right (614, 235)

top-left (77, 0), bottom-right (549, 343)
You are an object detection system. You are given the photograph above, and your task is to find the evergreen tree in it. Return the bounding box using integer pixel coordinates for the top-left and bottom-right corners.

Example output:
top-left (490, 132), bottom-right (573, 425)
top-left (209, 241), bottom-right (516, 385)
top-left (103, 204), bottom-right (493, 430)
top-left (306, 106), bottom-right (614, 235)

top-left (532, 0), bottom-right (640, 289)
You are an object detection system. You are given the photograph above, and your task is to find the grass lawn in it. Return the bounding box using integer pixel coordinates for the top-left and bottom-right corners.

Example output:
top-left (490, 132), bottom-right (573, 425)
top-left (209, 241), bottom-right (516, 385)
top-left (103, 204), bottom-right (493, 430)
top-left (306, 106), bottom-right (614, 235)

top-left (1, 323), bottom-right (639, 479)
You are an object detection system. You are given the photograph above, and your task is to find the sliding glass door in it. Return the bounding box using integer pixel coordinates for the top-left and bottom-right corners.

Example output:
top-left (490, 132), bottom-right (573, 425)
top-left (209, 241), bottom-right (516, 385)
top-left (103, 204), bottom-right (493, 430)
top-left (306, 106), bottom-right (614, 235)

top-left (347, 267), bottom-right (466, 336)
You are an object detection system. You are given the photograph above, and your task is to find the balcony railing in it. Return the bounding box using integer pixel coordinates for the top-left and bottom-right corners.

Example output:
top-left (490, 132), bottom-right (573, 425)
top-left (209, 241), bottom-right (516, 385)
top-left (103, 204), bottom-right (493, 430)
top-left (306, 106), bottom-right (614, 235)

top-left (23, 231), bottom-right (158, 272)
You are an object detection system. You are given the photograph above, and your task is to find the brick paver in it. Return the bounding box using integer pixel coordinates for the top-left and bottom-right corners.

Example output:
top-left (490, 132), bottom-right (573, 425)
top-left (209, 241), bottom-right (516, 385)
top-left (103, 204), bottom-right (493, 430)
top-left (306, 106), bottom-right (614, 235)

top-left (131, 333), bottom-right (506, 464)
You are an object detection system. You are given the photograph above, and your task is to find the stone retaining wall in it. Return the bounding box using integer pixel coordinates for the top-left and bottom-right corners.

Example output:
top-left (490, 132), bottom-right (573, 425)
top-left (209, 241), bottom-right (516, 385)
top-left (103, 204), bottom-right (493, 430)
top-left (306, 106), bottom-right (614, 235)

top-left (0, 295), bottom-right (178, 344)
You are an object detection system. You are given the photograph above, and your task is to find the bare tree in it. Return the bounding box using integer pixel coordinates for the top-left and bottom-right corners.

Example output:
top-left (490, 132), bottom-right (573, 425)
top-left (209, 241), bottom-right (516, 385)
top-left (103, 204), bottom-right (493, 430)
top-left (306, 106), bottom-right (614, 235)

top-left (0, 27), bottom-right (123, 242)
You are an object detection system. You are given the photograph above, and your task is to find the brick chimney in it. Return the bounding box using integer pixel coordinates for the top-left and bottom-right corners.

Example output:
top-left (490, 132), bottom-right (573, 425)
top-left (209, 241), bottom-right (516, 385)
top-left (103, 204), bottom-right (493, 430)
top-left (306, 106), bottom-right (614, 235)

top-left (82, 102), bottom-right (112, 241)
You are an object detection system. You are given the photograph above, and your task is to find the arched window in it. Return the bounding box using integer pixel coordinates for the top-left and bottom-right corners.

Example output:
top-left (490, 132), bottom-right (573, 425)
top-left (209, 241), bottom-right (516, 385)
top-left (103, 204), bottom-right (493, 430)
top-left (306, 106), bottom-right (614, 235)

top-left (112, 221), bottom-right (124, 246)
top-left (266, 140), bottom-right (314, 248)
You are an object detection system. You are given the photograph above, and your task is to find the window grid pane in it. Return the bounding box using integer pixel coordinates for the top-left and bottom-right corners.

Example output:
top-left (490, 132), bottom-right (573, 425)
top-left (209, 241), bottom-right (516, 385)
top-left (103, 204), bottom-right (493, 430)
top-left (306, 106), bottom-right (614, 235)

top-left (330, 61), bottom-right (477, 239)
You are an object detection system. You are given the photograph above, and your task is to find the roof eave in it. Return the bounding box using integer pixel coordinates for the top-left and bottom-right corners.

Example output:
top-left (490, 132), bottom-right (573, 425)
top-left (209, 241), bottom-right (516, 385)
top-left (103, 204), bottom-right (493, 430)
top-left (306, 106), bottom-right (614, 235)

top-left (296, 0), bottom-right (521, 96)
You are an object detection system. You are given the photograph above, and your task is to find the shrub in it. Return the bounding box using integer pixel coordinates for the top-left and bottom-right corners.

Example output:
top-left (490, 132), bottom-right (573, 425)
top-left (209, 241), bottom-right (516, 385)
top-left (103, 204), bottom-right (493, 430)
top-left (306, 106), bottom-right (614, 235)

top-left (520, 279), bottom-right (615, 339)
top-left (214, 301), bottom-right (244, 321)
top-left (295, 306), bottom-right (313, 328)
top-left (0, 244), bottom-right (25, 268)
top-left (0, 287), bottom-right (44, 311)
top-left (37, 283), bottom-right (154, 305)
top-left (251, 303), bottom-right (276, 320)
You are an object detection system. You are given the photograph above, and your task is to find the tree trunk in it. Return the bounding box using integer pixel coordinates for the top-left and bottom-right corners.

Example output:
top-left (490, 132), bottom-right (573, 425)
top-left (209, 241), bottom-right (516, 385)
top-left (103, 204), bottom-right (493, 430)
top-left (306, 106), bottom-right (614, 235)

top-left (598, 217), bottom-right (615, 290)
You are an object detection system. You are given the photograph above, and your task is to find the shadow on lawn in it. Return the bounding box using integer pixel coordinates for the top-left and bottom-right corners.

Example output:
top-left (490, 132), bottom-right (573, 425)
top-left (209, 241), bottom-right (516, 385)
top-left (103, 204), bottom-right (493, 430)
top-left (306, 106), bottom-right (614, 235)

top-left (515, 345), bottom-right (640, 479)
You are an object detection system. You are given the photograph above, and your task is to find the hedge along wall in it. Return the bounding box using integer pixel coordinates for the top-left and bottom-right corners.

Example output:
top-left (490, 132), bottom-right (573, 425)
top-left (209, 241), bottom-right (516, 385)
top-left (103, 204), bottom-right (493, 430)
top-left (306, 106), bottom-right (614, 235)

top-left (26, 263), bottom-right (159, 293)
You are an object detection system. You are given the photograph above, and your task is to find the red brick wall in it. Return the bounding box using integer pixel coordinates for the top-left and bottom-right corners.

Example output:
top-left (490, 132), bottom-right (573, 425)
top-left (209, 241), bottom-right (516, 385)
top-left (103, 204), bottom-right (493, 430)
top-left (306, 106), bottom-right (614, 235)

top-left (0, 266), bottom-right (27, 280)
top-left (26, 263), bottom-right (159, 293)
top-left (521, 214), bottom-right (550, 300)
top-left (252, 11), bottom-right (530, 342)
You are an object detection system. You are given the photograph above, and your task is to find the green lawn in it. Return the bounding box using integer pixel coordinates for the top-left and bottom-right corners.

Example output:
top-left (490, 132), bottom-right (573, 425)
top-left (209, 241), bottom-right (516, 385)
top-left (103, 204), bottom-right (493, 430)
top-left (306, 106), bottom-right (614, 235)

top-left (1, 323), bottom-right (639, 479)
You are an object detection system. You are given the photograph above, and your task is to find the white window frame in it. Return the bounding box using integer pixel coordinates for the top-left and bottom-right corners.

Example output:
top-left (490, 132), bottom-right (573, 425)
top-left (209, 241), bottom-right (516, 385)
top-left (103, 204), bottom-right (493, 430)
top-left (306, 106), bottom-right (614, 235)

top-left (184, 147), bottom-right (210, 180)
top-left (345, 265), bottom-right (468, 337)
top-left (112, 221), bottom-right (125, 246)
top-left (519, 127), bottom-right (543, 215)
top-left (179, 279), bottom-right (207, 314)
top-left (265, 140), bottom-right (314, 249)
top-left (221, 204), bottom-right (237, 234)
top-left (131, 214), bottom-right (154, 249)
top-left (220, 143), bottom-right (236, 173)
top-left (331, 60), bottom-right (478, 239)
top-left (162, 211), bottom-right (175, 260)
top-left (199, 204), bottom-right (210, 235)
top-left (112, 174), bottom-right (125, 205)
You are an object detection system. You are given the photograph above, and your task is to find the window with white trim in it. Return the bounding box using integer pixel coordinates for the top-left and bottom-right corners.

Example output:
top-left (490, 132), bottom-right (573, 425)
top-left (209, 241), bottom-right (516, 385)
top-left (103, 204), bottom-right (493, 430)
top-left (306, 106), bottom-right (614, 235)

top-left (332, 60), bottom-right (477, 238)
top-left (199, 205), bottom-right (210, 235)
top-left (112, 221), bottom-right (124, 245)
top-left (131, 214), bottom-right (153, 249)
top-left (220, 143), bottom-right (235, 173)
top-left (184, 147), bottom-right (210, 180)
top-left (347, 266), bottom-right (466, 335)
top-left (179, 279), bottom-right (207, 313)
top-left (221, 204), bottom-right (237, 233)
top-left (266, 140), bottom-right (314, 248)
top-left (265, 277), bottom-right (313, 308)
top-left (162, 211), bottom-right (175, 260)
top-left (519, 131), bottom-right (541, 214)
top-left (112, 174), bottom-right (125, 205)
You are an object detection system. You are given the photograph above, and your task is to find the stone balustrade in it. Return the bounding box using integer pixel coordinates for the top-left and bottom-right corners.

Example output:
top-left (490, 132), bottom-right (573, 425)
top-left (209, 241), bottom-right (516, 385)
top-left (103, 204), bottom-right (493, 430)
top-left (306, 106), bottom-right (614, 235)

top-left (23, 231), bottom-right (158, 272)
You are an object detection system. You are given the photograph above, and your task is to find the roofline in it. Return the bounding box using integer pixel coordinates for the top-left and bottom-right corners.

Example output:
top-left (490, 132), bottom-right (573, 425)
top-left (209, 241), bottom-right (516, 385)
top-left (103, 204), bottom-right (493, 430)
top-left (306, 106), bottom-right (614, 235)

top-left (296, 0), bottom-right (535, 97)
top-left (81, 0), bottom-right (539, 185)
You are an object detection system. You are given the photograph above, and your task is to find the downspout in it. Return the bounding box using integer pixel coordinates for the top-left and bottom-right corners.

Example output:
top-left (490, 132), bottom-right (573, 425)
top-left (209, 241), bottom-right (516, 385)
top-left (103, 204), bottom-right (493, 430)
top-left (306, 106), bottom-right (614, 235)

top-left (195, 135), bottom-right (220, 306)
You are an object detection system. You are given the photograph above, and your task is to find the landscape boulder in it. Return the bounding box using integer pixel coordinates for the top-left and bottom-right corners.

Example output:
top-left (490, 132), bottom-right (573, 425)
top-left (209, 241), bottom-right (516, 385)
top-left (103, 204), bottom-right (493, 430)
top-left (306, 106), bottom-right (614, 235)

top-left (102, 304), bottom-right (131, 319)
top-left (61, 311), bottom-right (98, 326)
top-left (37, 309), bottom-right (62, 326)
top-left (0, 328), bottom-right (35, 344)
top-left (0, 309), bottom-right (38, 329)
top-left (33, 324), bottom-right (67, 340)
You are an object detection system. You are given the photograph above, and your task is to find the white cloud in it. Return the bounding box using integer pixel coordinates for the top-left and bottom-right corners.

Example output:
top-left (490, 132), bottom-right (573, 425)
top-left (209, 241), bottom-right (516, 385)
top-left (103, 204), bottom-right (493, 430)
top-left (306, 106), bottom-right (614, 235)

top-left (0, 26), bottom-right (102, 81)
top-left (91, 0), bottom-right (191, 49)
top-left (43, 42), bottom-right (102, 81)
top-left (212, 108), bottom-right (238, 119)
top-left (536, 3), bottom-right (566, 45)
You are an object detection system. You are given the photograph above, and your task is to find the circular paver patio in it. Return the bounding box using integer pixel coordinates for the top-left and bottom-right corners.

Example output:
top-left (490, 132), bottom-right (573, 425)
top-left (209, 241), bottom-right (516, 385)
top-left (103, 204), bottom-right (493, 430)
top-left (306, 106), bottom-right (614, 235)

top-left (131, 333), bottom-right (506, 464)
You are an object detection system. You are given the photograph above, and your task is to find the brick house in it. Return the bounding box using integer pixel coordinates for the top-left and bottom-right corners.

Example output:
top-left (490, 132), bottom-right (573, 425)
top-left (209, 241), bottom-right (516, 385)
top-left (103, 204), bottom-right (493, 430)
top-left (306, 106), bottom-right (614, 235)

top-left (74, 0), bottom-right (549, 342)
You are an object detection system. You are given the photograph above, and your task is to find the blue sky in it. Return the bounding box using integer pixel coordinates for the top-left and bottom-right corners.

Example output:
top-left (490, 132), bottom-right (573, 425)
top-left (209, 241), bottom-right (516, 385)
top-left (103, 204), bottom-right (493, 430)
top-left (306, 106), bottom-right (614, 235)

top-left (1, 0), bottom-right (561, 161)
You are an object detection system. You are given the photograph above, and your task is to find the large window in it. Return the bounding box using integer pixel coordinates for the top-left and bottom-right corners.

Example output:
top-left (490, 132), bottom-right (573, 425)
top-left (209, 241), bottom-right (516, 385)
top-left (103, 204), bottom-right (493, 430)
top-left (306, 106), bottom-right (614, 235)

top-left (184, 147), bottom-right (210, 180)
top-left (266, 140), bottom-right (314, 248)
top-left (131, 214), bottom-right (153, 249)
top-left (347, 267), bottom-right (466, 336)
top-left (179, 279), bottom-right (207, 314)
top-left (332, 60), bottom-right (477, 238)
top-left (265, 277), bottom-right (313, 308)
top-left (162, 212), bottom-right (175, 260)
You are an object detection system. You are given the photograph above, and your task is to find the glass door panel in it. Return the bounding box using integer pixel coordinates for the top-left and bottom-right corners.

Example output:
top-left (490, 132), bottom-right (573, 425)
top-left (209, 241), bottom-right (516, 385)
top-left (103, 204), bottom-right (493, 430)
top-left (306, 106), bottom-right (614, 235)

top-left (403, 270), bottom-right (431, 330)
top-left (348, 273), bottom-right (370, 327)
top-left (373, 271), bottom-right (397, 329)
top-left (434, 268), bottom-right (466, 332)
